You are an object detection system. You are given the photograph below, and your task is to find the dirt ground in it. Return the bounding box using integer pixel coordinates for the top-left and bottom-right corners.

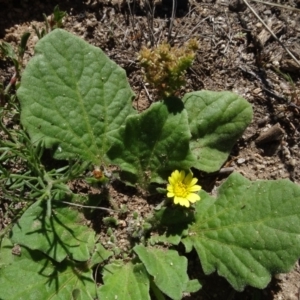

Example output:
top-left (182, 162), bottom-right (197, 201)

top-left (1, 0), bottom-right (300, 299)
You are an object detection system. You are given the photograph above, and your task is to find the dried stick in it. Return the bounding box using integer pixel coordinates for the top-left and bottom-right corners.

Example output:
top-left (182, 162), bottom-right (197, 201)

top-left (250, 0), bottom-right (300, 12)
top-left (61, 200), bottom-right (118, 212)
top-left (168, 0), bottom-right (177, 42)
top-left (242, 0), bottom-right (300, 68)
top-left (145, 0), bottom-right (156, 46)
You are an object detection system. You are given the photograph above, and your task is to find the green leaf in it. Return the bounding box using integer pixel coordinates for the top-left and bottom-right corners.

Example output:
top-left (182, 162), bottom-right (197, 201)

top-left (52, 5), bottom-right (67, 28)
top-left (149, 232), bottom-right (182, 246)
top-left (11, 200), bottom-right (94, 262)
top-left (183, 90), bottom-right (252, 172)
top-left (0, 41), bottom-right (17, 61)
top-left (0, 238), bottom-right (15, 269)
top-left (184, 172), bottom-right (300, 291)
top-left (134, 245), bottom-right (189, 300)
top-left (90, 243), bottom-right (113, 267)
top-left (107, 97), bottom-right (195, 188)
top-left (17, 29), bottom-right (135, 164)
top-left (98, 261), bottom-right (150, 300)
top-left (152, 206), bottom-right (195, 227)
top-left (19, 32), bottom-right (30, 59)
top-left (0, 246), bottom-right (96, 300)
top-left (149, 207), bottom-right (194, 245)
top-left (184, 279), bottom-right (202, 293)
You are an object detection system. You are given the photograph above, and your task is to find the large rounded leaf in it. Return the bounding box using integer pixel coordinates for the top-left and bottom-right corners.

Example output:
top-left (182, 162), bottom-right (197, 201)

top-left (183, 91), bottom-right (252, 172)
top-left (107, 97), bottom-right (196, 187)
top-left (11, 200), bottom-right (94, 263)
top-left (0, 246), bottom-right (96, 300)
top-left (98, 261), bottom-right (150, 300)
top-left (17, 29), bottom-right (135, 164)
top-left (134, 245), bottom-right (190, 300)
top-left (184, 172), bottom-right (300, 291)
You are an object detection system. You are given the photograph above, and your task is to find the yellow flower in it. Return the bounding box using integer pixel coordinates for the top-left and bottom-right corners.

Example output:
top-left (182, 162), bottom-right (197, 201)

top-left (167, 170), bottom-right (201, 207)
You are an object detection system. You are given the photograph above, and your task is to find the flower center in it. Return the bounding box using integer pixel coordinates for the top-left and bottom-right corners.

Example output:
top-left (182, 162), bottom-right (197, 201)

top-left (174, 182), bottom-right (189, 197)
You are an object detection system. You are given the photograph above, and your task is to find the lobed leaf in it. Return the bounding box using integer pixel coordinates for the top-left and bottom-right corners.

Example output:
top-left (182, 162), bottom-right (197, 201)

top-left (149, 206), bottom-right (194, 245)
top-left (149, 233), bottom-right (182, 246)
top-left (0, 238), bottom-right (15, 269)
top-left (107, 97), bottom-right (195, 188)
top-left (183, 172), bottom-right (300, 291)
top-left (184, 279), bottom-right (202, 294)
top-left (183, 90), bottom-right (252, 172)
top-left (11, 200), bottom-right (95, 262)
top-left (90, 243), bottom-right (113, 267)
top-left (134, 245), bottom-right (189, 299)
top-left (0, 246), bottom-right (96, 300)
top-left (97, 261), bottom-right (150, 300)
top-left (17, 29), bottom-right (135, 164)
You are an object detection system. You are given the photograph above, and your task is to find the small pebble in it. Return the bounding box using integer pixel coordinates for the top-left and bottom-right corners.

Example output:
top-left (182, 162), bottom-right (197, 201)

top-left (252, 87), bottom-right (262, 94)
top-left (255, 164), bottom-right (265, 170)
top-left (118, 220), bottom-right (126, 228)
top-left (274, 273), bottom-right (287, 280)
top-left (289, 158), bottom-right (296, 167)
top-left (237, 158), bottom-right (246, 164)
top-left (263, 9), bottom-right (271, 15)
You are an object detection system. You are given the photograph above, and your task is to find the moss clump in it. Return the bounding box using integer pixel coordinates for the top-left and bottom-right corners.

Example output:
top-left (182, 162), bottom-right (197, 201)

top-left (138, 39), bottom-right (199, 97)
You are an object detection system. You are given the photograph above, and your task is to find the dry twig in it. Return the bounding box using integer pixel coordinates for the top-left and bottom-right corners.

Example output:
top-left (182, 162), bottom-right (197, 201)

top-left (167, 0), bottom-right (177, 42)
top-left (242, 0), bottom-right (300, 68)
top-left (61, 200), bottom-right (118, 212)
top-left (250, 0), bottom-right (300, 12)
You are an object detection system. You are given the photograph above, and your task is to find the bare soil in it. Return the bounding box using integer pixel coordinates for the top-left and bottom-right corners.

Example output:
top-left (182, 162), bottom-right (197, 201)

top-left (1, 0), bottom-right (300, 299)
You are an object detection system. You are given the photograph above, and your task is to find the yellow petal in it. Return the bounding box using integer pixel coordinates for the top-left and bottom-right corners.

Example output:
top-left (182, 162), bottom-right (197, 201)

top-left (179, 198), bottom-right (190, 207)
top-left (188, 177), bottom-right (198, 187)
top-left (173, 170), bottom-right (180, 178)
top-left (174, 196), bottom-right (190, 207)
top-left (168, 175), bottom-right (176, 185)
top-left (183, 172), bottom-right (193, 185)
top-left (188, 185), bottom-right (201, 192)
top-left (174, 196), bottom-right (180, 204)
top-left (167, 192), bottom-right (174, 198)
top-left (167, 184), bottom-right (174, 192)
top-left (186, 193), bottom-right (200, 203)
top-left (179, 170), bottom-right (185, 181)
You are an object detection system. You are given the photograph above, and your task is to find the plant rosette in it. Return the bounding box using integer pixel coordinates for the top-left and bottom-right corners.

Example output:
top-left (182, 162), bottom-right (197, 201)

top-left (1, 29), bottom-right (300, 300)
